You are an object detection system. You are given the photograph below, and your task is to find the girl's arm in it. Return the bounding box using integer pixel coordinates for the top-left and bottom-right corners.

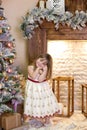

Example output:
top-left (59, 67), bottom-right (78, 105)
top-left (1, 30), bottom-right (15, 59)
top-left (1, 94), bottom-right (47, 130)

top-left (38, 65), bottom-right (48, 82)
top-left (28, 65), bottom-right (40, 80)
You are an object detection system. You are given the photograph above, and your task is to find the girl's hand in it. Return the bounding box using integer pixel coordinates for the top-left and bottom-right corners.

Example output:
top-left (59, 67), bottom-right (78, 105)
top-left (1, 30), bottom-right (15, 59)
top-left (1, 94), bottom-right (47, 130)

top-left (43, 65), bottom-right (47, 71)
top-left (36, 58), bottom-right (47, 69)
top-left (39, 69), bottom-right (43, 75)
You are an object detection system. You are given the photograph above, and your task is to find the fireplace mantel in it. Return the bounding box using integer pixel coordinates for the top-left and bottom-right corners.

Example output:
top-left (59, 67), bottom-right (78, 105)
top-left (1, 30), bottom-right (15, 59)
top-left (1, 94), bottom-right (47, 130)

top-left (40, 20), bottom-right (87, 40)
top-left (27, 0), bottom-right (87, 63)
top-left (28, 20), bottom-right (87, 63)
top-left (36, 0), bottom-right (87, 40)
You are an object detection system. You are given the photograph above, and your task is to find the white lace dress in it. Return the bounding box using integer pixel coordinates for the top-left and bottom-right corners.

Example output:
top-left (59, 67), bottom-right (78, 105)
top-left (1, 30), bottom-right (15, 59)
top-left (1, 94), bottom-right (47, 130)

top-left (24, 77), bottom-right (59, 118)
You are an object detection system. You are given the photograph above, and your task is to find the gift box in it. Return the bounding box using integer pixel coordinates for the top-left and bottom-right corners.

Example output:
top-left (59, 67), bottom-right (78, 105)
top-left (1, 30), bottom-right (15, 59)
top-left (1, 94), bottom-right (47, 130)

top-left (6, 102), bottom-right (24, 116)
top-left (15, 103), bottom-right (24, 116)
top-left (11, 102), bottom-right (24, 116)
top-left (0, 113), bottom-right (22, 130)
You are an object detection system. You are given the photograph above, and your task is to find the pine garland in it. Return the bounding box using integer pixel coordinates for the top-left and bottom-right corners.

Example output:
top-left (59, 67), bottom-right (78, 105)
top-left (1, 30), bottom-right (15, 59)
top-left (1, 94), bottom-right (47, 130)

top-left (20, 7), bottom-right (87, 39)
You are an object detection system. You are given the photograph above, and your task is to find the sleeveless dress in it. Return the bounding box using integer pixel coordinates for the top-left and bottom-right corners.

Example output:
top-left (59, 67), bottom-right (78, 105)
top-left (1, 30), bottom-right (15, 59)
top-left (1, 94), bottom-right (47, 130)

top-left (24, 76), bottom-right (59, 119)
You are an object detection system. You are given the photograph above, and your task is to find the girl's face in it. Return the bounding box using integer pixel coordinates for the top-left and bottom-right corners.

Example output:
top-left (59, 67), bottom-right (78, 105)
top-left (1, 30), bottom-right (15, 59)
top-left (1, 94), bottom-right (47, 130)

top-left (36, 58), bottom-right (47, 68)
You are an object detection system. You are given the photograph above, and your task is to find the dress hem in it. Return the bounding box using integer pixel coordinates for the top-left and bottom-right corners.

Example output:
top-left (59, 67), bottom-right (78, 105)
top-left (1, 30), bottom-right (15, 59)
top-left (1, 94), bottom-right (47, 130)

top-left (24, 110), bottom-right (60, 119)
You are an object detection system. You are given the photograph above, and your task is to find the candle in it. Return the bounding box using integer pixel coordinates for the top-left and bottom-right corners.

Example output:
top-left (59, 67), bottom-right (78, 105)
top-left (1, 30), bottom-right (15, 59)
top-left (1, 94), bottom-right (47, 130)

top-left (63, 106), bottom-right (68, 116)
top-left (39, 0), bottom-right (45, 10)
top-left (46, 0), bottom-right (53, 10)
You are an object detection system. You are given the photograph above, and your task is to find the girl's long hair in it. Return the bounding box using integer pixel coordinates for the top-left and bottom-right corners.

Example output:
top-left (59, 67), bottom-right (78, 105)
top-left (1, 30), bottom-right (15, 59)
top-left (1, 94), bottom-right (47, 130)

top-left (32, 53), bottom-right (53, 79)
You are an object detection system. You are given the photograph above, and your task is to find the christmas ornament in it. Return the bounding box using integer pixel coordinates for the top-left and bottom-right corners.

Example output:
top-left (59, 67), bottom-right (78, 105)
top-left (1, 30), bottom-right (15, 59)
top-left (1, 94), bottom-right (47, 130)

top-left (0, 28), bottom-right (2, 33)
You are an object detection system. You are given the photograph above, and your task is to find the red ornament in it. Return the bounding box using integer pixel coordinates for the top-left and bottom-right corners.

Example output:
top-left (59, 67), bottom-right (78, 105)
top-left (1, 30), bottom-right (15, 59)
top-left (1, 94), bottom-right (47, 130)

top-left (7, 42), bottom-right (12, 48)
top-left (7, 68), bottom-right (12, 73)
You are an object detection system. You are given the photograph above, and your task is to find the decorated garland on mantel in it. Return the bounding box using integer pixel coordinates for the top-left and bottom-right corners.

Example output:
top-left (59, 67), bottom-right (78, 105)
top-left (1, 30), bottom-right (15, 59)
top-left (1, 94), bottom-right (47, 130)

top-left (20, 7), bottom-right (87, 39)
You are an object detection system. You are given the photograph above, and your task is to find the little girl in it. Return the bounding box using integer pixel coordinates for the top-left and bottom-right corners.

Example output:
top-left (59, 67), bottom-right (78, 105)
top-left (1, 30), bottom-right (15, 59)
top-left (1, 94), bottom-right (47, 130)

top-left (24, 53), bottom-right (59, 127)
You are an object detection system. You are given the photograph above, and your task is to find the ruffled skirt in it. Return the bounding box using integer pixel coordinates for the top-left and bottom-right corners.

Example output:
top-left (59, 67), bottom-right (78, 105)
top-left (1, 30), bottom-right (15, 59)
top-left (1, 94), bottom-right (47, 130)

top-left (24, 78), bottom-right (59, 118)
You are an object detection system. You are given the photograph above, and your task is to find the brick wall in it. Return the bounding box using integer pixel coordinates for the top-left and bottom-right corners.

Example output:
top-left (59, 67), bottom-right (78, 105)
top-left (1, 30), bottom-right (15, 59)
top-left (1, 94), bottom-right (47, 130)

top-left (48, 40), bottom-right (87, 110)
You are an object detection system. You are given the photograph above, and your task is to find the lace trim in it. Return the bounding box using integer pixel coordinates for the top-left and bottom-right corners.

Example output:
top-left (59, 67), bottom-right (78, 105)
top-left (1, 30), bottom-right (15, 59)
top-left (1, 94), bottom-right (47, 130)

top-left (24, 110), bottom-right (60, 119)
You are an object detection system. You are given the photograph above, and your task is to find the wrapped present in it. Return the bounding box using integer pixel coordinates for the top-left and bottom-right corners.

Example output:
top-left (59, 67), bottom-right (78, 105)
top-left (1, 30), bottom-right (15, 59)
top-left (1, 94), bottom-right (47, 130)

top-left (15, 103), bottom-right (24, 116)
top-left (0, 113), bottom-right (22, 130)
top-left (6, 101), bottom-right (24, 116)
top-left (12, 100), bottom-right (24, 115)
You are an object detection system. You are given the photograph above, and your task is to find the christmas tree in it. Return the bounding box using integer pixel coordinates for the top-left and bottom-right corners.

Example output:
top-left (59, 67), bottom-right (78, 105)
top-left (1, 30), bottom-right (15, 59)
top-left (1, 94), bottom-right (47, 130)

top-left (0, 2), bottom-right (24, 114)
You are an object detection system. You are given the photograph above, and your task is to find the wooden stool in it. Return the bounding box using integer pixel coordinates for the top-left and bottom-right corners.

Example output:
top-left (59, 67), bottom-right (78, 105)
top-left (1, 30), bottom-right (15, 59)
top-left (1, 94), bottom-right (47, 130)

top-left (82, 84), bottom-right (87, 117)
top-left (52, 76), bottom-right (74, 117)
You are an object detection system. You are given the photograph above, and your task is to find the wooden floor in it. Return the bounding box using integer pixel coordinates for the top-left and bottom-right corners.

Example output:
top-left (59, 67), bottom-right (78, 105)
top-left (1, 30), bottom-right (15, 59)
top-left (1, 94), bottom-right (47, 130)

top-left (12, 111), bottom-right (87, 130)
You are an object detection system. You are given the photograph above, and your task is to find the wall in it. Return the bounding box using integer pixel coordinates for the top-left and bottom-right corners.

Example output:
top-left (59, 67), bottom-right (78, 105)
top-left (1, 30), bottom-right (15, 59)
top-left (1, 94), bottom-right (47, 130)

top-left (2, 0), bottom-right (38, 77)
top-left (48, 40), bottom-right (87, 110)
top-left (2, 1), bottom-right (87, 110)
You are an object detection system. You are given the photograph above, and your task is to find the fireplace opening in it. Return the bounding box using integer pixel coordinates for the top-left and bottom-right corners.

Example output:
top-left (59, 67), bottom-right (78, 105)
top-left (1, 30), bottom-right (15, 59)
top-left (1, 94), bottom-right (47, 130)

top-left (47, 40), bottom-right (87, 110)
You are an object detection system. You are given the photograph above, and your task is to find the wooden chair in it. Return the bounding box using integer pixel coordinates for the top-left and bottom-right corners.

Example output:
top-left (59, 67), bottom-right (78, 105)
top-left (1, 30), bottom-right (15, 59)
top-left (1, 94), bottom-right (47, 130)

top-left (52, 76), bottom-right (74, 117)
top-left (82, 84), bottom-right (87, 117)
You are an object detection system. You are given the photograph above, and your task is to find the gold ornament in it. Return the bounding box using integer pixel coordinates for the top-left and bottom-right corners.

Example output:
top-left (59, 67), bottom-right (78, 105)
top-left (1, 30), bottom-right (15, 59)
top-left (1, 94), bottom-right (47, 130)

top-left (13, 43), bottom-right (16, 47)
top-left (0, 16), bottom-right (2, 20)
top-left (0, 16), bottom-right (4, 20)
top-left (5, 76), bottom-right (8, 81)
top-left (0, 83), bottom-right (2, 89)
top-left (9, 59), bottom-right (13, 64)
top-left (0, 28), bottom-right (2, 34)
top-left (3, 71), bottom-right (7, 77)
top-left (7, 25), bottom-right (11, 30)
top-left (0, 52), bottom-right (2, 56)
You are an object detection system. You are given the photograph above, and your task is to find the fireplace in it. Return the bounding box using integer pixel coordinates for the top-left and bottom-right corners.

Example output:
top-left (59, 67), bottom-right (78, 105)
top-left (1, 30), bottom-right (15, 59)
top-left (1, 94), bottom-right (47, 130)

top-left (47, 40), bottom-right (87, 110)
